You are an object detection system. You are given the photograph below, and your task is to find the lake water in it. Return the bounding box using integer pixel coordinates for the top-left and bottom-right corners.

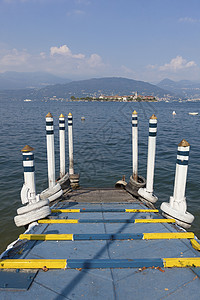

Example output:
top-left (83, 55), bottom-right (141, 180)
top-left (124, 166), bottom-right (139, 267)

top-left (0, 99), bottom-right (199, 253)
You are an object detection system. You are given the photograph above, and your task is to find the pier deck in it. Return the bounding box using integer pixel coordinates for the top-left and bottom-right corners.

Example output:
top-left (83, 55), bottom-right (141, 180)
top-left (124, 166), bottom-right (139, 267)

top-left (1, 188), bottom-right (200, 299)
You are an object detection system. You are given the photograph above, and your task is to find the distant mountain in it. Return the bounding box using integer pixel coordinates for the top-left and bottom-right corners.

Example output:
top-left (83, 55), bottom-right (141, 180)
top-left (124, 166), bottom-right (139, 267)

top-left (0, 77), bottom-right (174, 101)
top-left (0, 71), bottom-right (70, 90)
top-left (157, 78), bottom-right (200, 98)
top-left (28, 77), bottom-right (173, 99)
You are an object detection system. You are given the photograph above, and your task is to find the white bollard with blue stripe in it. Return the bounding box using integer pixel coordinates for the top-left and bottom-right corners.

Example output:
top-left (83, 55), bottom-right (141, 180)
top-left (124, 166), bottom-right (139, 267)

top-left (46, 112), bottom-right (56, 188)
top-left (59, 113), bottom-right (65, 178)
top-left (21, 145), bottom-right (37, 204)
top-left (138, 114), bottom-right (158, 203)
top-left (161, 139), bottom-right (194, 229)
top-left (132, 110), bottom-right (138, 182)
top-left (68, 112), bottom-right (74, 175)
top-left (15, 145), bottom-right (51, 227)
top-left (39, 113), bottom-right (63, 202)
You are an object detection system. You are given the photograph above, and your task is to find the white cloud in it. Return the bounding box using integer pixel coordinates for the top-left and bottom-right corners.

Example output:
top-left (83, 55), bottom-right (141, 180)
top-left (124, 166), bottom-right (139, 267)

top-left (159, 56), bottom-right (196, 71)
top-left (50, 45), bottom-right (85, 59)
top-left (179, 17), bottom-right (200, 23)
top-left (0, 45), bottom-right (108, 77)
top-left (87, 54), bottom-right (103, 68)
top-left (0, 48), bottom-right (30, 66)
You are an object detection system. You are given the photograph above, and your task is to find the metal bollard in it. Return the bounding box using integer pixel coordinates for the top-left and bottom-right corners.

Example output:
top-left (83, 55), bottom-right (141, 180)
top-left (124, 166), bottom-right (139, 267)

top-left (132, 110), bottom-right (138, 182)
top-left (46, 112), bottom-right (55, 188)
top-left (161, 139), bottom-right (194, 229)
top-left (68, 112), bottom-right (74, 175)
top-left (59, 113), bottom-right (65, 178)
top-left (21, 145), bottom-right (37, 204)
top-left (138, 114), bottom-right (158, 203)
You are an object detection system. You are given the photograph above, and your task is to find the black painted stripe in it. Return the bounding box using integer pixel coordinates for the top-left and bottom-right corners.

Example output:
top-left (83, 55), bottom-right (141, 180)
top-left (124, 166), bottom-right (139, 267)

top-left (176, 159), bottom-right (188, 165)
top-left (46, 130), bottom-right (54, 135)
top-left (23, 154), bottom-right (34, 161)
top-left (149, 132), bottom-right (157, 137)
top-left (177, 151), bottom-right (189, 156)
top-left (132, 124), bottom-right (138, 127)
top-left (149, 123), bottom-right (157, 128)
top-left (59, 120), bottom-right (65, 124)
top-left (59, 127), bottom-right (65, 130)
top-left (24, 166), bottom-right (35, 172)
top-left (132, 117), bottom-right (137, 120)
top-left (46, 121), bottom-right (53, 126)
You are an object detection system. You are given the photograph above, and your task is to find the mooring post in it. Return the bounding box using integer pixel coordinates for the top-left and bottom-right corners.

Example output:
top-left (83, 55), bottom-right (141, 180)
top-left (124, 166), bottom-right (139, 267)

top-left (46, 112), bottom-right (56, 188)
top-left (21, 145), bottom-right (36, 204)
top-left (173, 139), bottom-right (190, 208)
top-left (132, 110), bottom-right (138, 182)
top-left (138, 114), bottom-right (158, 203)
top-left (59, 113), bottom-right (65, 178)
top-left (161, 139), bottom-right (194, 228)
top-left (68, 112), bottom-right (74, 175)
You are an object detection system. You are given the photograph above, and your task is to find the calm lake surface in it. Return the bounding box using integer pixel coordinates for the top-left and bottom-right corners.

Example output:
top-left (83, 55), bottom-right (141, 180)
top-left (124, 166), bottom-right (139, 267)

top-left (0, 99), bottom-right (199, 253)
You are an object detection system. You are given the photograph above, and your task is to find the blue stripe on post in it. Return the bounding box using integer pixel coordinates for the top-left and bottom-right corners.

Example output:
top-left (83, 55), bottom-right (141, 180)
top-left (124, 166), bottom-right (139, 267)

top-left (149, 123), bottom-right (157, 128)
top-left (23, 154), bottom-right (34, 161)
top-left (67, 258), bottom-right (164, 269)
top-left (46, 121), bottom-right (53, 126)
top-left (177, 151), bottom-right (189, 156)
top-left (132, 124), bottom-right (138, 127)
top-left (149, 132), bottom-right (157, 137)
top-left (73, 233), bottom-right (143, 240)
top-left (24, 166), bottom-right (35, 172)
top-left (46, 130), bottom-right (54, 135)
top-left (176, 159), bottom-right (188, 165)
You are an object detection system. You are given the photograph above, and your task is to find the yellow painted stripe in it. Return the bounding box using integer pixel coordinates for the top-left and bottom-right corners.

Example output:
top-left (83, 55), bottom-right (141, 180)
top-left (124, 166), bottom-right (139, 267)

top-left (0, 259), bottom-right (66, 269)
top-left (135, 219), bottom-right (175, 223)
top-left (19, 234), bottom-right (74, 241)
top-left (125, 209), bottom-right (159, 213)
top-left (51, 209), bottom-right (159, 213)
top-left (38, 219), bottom-right (79, 224)
top-left (190, 239), bottom-right (200, 251)
top-left (52, 209), bottom-right (80, 213)
top-left (163, 257), bottom-right (200, 268)
top-left (143, 232), bottom-right (194, 240)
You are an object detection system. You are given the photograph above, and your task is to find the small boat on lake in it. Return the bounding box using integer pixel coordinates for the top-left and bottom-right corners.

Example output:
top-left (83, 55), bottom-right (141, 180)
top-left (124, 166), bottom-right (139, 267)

top-left (188, 112), bottom-right (198, 115)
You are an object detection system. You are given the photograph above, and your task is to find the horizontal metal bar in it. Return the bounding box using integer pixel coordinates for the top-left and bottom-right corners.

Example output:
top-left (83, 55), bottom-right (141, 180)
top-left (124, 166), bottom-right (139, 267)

top-left (2, 257), bottom-right (200, 269)
top-left (51, 208), bottom-right (159, 213)
top-left (19, 232), bottom-right (193, 241)
top-left (38, 218), bottom-right (175, 224)
top-left (134, 219), bottom-right (175, 223)
top-left (143, 232), bottom-right (194, 239)
top-left (67, 258), bottom-right (164, 269)
top-left (163, 257), bottom-right (200, 268)
top-left (38, 219), bottom-right (78, 224)
top-left (0, 259), bottom-right (67, 269)
top-left (19, 234), bottom-right (74, 241)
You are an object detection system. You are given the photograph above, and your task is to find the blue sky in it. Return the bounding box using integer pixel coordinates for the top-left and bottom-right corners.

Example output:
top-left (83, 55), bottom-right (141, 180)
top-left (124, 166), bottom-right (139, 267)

top-left (0, 0), bottom-right (200, 82)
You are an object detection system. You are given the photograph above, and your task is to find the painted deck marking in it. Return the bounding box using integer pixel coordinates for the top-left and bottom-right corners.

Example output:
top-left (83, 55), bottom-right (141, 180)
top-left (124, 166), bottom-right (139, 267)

top-left (38, 218), bottom-right (175, 224)
top-left (163, 257), bottom-right (200, 268)
top-left (19, 232), bottom-right (194, 241)
top-left (0, 259), bottom-right (67, 269)
top-left (190, 239), bottom-right (200, 251)
top-left (51, 208), bottom-right (159, 213)
top-left (2, 257), bottom-right (200, 269)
